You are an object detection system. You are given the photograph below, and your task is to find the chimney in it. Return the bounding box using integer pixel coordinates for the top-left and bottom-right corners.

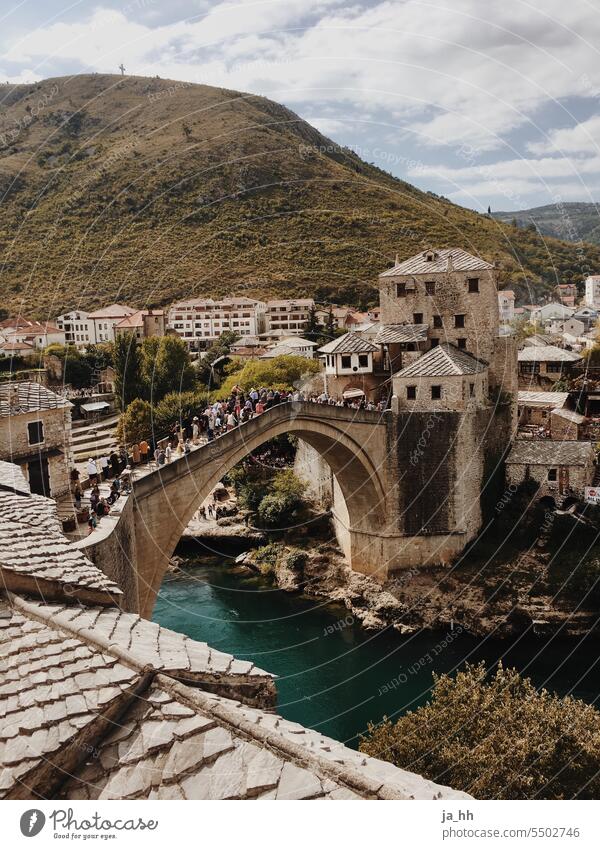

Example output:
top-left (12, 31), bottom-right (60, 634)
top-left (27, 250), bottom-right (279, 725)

top-left (447, 253), bottom-right (454, 272)
top-left (395, 253), bottom-right (399, 265)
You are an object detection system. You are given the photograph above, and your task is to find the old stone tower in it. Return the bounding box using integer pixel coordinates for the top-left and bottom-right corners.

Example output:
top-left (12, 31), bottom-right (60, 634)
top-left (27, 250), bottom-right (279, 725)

top-left (297, 247), bottom-right (517, 576)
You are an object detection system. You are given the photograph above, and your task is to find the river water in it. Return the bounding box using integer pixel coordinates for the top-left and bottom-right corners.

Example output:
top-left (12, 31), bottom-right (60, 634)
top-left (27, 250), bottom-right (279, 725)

top-left (153, 553), bottom-right (600, 749)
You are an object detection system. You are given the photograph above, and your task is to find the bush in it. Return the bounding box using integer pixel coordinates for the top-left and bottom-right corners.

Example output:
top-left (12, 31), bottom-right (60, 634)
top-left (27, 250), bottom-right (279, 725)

top-left (218, 354), bottom-right (320, 396)
top-left (253, 543), bottom-right (284, 575)
top-left (360, 662), bottom-right (600, 799)
top-left (116, 398), bottom-right (152, 446)
top-left (256, 470), bottom-right (307, 528)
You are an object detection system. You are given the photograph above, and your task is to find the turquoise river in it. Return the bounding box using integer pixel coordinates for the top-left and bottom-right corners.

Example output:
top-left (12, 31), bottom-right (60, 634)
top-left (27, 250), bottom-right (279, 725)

top-left (153, 553), bottom-right (600, 749)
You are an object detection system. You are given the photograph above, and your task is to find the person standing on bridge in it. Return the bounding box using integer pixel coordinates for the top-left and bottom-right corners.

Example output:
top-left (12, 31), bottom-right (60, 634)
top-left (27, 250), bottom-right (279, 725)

top-left (139, 439), bottom-right (149, 464)
top-left (192, 417), bottom-right (200, 444)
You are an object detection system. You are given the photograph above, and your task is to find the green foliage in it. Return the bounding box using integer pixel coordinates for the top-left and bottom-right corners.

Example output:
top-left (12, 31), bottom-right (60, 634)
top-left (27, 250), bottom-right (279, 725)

top-left (113, 334), bottom-right (144, 410)
top-left (114, 334), bottom-right (196, 410)
top-left (257, 469), bottom-right (307, 528)
top-left (253, 542), bottom-right (285, 576)
top-left (45, 342), bottom-right (113, 389)
top-left (195, 332), bottom-right (238, 387)
top-left (219, 355), bottom-right (320, 396)
top-left (141, 335), bottom-right (196, 402)
top-left (151, 389), bottom-right (209, 438)
top-left (360, 662), bottom-right (600, 799)
top-left (116, 398), bottom-right (152, 446)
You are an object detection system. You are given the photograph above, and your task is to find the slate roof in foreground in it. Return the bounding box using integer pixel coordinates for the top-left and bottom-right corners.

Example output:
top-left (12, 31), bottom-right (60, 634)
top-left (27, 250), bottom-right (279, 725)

top-left (506, 440), bottom-right (595, 466)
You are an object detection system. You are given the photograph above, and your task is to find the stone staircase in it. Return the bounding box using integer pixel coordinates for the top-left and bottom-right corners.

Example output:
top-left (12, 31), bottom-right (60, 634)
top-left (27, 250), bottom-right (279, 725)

top-left (71, 414), bottom-right (119, 463)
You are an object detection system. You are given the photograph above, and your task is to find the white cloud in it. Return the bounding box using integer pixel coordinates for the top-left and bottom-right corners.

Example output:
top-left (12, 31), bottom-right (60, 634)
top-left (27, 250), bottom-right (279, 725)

top-left (4, 1), bottom-right (600, 207)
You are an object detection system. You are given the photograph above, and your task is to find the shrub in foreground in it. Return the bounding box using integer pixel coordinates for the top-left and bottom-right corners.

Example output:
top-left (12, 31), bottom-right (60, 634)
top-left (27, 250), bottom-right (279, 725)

top-left (360, 662), bottom-right (600, 799)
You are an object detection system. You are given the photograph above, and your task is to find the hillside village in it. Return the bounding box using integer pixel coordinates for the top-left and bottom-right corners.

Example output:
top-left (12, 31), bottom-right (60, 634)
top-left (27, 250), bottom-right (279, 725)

top-left (4, 235), bottom-right (600, 799)
top-left (3, 252), bottom-right (600, 514)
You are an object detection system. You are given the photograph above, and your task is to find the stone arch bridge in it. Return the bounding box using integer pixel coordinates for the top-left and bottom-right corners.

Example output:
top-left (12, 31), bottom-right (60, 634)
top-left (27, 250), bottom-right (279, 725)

top-left (81, 401), bottom-right (499, 618)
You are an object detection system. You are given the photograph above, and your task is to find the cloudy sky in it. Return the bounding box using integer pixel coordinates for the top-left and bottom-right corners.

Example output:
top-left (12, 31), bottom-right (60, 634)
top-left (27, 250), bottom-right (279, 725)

top-left (2, 0), bottom-right (600, 212)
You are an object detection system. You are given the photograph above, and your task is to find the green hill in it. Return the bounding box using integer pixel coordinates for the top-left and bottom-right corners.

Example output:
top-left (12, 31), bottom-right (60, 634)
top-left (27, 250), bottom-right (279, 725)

top-left (494, 202), bottom-right (600, 247)
top-left (1, 73), bottom-right (599, 317)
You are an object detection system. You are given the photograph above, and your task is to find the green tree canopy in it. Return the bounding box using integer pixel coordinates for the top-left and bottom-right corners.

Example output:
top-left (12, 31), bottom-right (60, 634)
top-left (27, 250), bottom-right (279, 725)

top-left (218, 355), bottom-right (320, 396)
top-left (141, 335), bottom-right (196, 402)
top-left (360, 662), bottom-right (600, 799)
top-left (116, 398), bottom-right (152, 446)
top-left (113, 333), bottom-right (144, 410)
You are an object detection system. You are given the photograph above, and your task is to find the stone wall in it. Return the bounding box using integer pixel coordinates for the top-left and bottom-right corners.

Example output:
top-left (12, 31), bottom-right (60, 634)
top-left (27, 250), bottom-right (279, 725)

top-left (74, 493), bottom-right (139, 612)
top-left (506, 460), bottom-right (594, 498)
top-left (378, 267), bottom-right (498, 364)
top-left (0, 406), bottom-right (73, 497)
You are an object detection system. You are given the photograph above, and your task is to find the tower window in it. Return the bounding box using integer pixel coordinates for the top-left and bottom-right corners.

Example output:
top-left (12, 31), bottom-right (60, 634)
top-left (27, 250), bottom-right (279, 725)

top-left (433, 315), bottom-right (443, 328)
top-left (548, 468), bottom-right (557, 482)
top-left (469, 382), bottom-right (475, 397)
top-left (396, 282), bottom-right (406, 297)
top-left (407, 385), bottom-right (417, 400)
top-left (425, 281), bottom-right (436, 295)
top-left (413, 313), bottom-right (423, 324)
top-left (454, 314), bottom-right (465, 328)
top-left (431, 385), bottom-right (442, 400)
top-left (430, 337), bottom-right (439, 348)
top-left (468, 278), bottom-right (479, 293)
top-left (28, 421), bottom-right (44, 445)
top-left (457, 338), bottom-right (467, 349)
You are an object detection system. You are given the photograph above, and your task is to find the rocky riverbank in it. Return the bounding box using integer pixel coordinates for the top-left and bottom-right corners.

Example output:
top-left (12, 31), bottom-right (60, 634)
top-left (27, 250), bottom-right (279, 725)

top-left (230, 539), bottom-right (599, 639)
top-left (172, 484), bottom-right (600, 639)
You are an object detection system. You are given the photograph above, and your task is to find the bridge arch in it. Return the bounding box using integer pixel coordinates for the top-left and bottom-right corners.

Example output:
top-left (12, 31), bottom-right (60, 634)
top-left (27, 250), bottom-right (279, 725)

top-left (131, 402), bottom-right (390, 616)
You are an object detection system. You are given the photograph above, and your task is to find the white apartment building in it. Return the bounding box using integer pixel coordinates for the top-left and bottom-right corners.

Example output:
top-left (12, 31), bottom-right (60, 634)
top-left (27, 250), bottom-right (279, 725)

top-left (584, 275), bottom-right (600, 308)
top-left (87, 304), bottom-right (137, 343)
top-left (168, 297), bottom-right (266, 348)
top-left (56, 311), bottom-right (94, 347)
top-left (265, 299), bottom-right (314, 335)
top-left (498, 290), bottom-right (515, 324)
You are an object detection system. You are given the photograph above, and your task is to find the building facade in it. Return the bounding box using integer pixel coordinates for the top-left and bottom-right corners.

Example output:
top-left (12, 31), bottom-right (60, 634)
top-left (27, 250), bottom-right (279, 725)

top-left (87, 304), bottom-right (137, 343)
top-left (498, 290), bottom-right (515, 324)
top-left (114, 309), bottom-right (166, 343)
top-left (585, 275), bottom-right (600, 308)
top-left (265, 299), bottom-right (314, 335)
top-left (55, 311), bottom-right (94, 347)
top-left (168, 297), bottom-right (266, 348)
top-left (0, 382), bottom-right (73, 497)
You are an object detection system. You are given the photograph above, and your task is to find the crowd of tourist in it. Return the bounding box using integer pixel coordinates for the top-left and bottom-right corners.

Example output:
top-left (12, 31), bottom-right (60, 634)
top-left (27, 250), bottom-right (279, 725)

top-left (73, 387), bottom-right (387, 532)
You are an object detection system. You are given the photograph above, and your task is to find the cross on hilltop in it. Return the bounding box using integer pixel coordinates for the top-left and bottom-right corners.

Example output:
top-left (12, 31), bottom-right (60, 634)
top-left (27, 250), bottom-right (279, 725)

top-left (119, 63), bottom-right (125, 76)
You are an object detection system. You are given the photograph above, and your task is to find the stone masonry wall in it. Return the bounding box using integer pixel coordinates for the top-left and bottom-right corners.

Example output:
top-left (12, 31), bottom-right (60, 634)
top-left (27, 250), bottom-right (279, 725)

top-left (0, 407), bottom-right (73, 497)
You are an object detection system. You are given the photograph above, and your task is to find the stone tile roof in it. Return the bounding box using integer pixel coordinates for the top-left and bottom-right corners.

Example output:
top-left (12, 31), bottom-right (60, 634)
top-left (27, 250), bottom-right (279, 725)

top-left (551, 408), bottom-right (586, 424)
top-left (0, 381), bottom-right (71, 416)
top-left (63, 682), bottom-right (468, 801)
top-left (317, 332), bottom-right (378, 355)
top-left (0, 600), bottom-right (140, 800)
top-left (394, 343), bottom-right (487, 378)
top-left (374, 324), bottom-right (428, 345)
top-left (380, 248), bottom-right (493, 277)
top-left (506, 440), bottom-right (595, 466)
top-left (0, 490), bottom-right (122, 605)
top-left (518, 345), bottom-right (582, 363)
top-left (517, 391), bottom-right (570, 409)
top-left (0, 597), bottom-right (469, 801)
top-left (0, 460), bottom-right (31, 495)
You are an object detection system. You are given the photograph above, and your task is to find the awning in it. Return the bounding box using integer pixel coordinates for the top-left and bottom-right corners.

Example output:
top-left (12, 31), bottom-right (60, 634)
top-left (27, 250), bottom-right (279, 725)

top-left (342, 388), bottom-right (365, 399)
top-left (80, 401), bottom-right (110, 412)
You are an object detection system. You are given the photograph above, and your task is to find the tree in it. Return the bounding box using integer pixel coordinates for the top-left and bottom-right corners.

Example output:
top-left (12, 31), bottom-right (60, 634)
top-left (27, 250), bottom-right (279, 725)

top-left (116, 398), bottom-right (152, 446)
top-left (360, 662), bottom-right (600, 799)
top-left (152, 389), bottom-right (209, 438)
top-left (113, 333), bottom-right (144, 411)
top-left (304, 304), bottom-right (320, 340)
top-left (218, 354), bottom-right (320, 396)
top-left (141, 335), bottom-right (196, 403)
top-left (257, 470), bottom-right (307, 528)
